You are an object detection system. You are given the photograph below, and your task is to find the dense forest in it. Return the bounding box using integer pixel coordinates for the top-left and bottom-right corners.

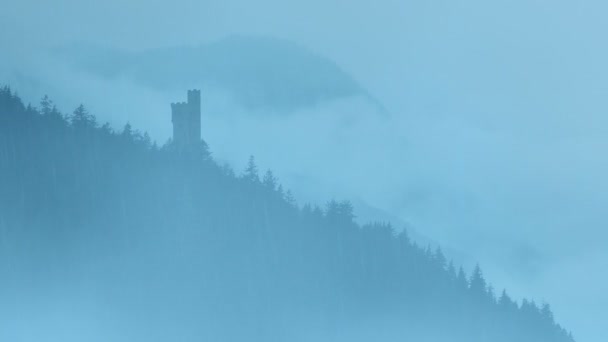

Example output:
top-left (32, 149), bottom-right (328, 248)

top-left (0, 86), bottom-right (574, 342)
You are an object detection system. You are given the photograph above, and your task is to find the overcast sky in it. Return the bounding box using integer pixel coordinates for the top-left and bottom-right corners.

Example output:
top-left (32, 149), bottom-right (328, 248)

top-left (3, 1), bottom-right (608, 340)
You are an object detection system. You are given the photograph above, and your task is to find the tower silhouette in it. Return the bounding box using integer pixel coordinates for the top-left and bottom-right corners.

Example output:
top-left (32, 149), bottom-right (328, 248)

top-left (171, 90), bottom-right (201, 146)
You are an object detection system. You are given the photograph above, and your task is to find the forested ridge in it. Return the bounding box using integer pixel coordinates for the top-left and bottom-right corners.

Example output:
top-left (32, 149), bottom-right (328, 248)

top-left (0, 87), bottom-right (575, 342)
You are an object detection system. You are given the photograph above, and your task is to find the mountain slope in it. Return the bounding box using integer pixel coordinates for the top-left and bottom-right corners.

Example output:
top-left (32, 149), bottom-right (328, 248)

top-left (0, 87), bottom-right (575, 342)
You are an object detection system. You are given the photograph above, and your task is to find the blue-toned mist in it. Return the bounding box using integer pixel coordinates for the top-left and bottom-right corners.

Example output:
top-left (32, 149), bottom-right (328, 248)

top-left (2, 0), bottom-right (607, 340)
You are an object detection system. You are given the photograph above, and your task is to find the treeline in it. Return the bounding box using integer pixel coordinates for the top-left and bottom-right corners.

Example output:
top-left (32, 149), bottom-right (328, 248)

top-left (0, 86), bottom-right (575, 342)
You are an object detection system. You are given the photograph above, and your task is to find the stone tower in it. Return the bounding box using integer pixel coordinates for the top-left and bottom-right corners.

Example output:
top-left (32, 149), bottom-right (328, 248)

top-left (171, 90), bottom-right (201, 146)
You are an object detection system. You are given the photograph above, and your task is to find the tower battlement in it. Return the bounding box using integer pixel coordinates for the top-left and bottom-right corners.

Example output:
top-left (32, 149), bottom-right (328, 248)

top-left (171, 90), bottom-right (201, 146)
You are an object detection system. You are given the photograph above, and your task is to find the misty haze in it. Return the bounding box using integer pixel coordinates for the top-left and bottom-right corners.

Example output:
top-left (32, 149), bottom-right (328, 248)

top-left (1, 0), bottom-right (606, 341)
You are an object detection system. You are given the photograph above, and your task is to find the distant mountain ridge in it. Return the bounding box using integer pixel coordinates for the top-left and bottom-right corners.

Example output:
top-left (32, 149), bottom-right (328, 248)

top-left (57, 35), bottom-right (378, 112)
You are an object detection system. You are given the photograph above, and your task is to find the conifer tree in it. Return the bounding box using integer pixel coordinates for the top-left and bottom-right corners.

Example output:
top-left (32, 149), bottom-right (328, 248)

top-left (456, 266), bottom-right (469, 289)
top-left (244, 155), bottom-right (259, 182)
top-left (263, 170), bottom-right (277, 191)
top-left (71, 104), bottom-right (96, 130)
top-left (469, 264), bottom-right (487, 296)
